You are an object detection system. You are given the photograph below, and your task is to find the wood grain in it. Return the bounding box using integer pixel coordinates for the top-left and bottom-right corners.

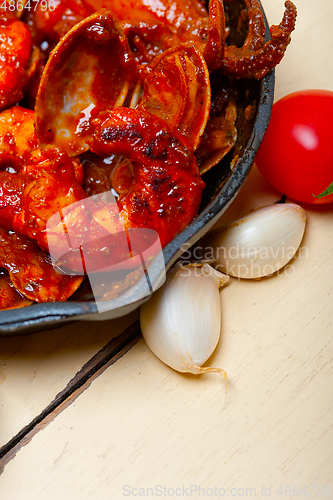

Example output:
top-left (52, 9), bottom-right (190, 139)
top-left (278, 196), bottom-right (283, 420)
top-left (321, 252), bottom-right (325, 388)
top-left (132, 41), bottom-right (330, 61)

top-left (0, 321), bottom-right (141, 462)
top-left (0, 310), bottom-right (138, 448)
top-left (0, 321), bottom-right (141, 472)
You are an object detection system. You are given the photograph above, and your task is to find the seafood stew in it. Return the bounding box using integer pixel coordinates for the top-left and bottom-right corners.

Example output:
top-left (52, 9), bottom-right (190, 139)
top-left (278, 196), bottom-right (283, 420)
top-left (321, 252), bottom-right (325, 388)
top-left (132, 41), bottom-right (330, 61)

top-left (0, 0), bottom-right (296, 334)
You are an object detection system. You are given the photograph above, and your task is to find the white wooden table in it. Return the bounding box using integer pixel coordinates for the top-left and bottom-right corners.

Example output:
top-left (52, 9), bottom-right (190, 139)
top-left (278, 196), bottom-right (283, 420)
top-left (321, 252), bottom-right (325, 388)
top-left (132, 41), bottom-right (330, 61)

top-left (0, 1), bottom-right (332, 498)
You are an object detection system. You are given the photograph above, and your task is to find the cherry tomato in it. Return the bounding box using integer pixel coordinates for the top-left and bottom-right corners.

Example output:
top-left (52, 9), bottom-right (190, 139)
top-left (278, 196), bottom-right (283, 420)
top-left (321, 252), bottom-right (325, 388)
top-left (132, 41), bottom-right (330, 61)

top-left (255, 89), bottom-right (333, 204)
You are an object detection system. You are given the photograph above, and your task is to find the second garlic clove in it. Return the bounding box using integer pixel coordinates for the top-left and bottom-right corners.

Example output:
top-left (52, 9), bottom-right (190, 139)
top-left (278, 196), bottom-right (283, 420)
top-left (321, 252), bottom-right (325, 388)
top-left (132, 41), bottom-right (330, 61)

top-left (201, 204), bottom-right (306, 279)
top-left (140, 263), bottom-right (229, 376)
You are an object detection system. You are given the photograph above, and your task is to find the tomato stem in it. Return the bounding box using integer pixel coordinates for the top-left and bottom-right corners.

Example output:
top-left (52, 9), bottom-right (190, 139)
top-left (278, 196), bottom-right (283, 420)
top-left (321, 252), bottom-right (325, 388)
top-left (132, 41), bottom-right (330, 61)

top-left (313, 181), bottom-right (333, 199)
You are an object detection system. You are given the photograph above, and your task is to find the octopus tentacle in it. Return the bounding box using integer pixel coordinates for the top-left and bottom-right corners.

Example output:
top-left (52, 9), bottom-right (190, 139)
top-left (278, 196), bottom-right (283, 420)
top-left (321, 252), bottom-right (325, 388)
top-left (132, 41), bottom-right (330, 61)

top-left (243, 0), bottom-right (266, 51)
top-left (221, 0), bottom-right (297, 79)
top-left (203, 0), bottom-right (226, 71)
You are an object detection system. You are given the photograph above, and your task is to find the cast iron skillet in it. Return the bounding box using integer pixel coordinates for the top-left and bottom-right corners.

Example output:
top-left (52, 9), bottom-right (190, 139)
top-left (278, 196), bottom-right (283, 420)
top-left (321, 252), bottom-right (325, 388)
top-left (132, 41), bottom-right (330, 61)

top-left (0, 1), bottom-right (275, 335)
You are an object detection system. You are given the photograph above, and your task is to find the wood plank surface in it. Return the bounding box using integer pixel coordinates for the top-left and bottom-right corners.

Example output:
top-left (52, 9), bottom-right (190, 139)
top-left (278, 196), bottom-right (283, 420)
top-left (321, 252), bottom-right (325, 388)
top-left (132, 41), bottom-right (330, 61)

top-left (0, 189), bottom-right (332, 497)
top-left (0, 311), bottom-right (139, 448)
top-left (0, 0), bottom-right (332, 498)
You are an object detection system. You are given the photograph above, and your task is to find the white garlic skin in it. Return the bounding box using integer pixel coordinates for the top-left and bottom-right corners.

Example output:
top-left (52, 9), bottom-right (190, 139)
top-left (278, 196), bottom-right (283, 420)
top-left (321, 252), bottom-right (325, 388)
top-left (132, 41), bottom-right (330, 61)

top-left (140, 263), bottom-right (228, 374)
top-left (202, 204), bottom-right (306, 279)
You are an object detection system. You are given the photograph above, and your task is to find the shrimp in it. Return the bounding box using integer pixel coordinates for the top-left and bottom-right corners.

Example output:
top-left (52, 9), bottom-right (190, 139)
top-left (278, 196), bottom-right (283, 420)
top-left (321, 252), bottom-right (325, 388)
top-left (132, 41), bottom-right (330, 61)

top-left (0, 145), bottom-right (87, 251)
top-left (0, 10), bottom-right (33, 111)
top-left (88, 108), bottom-right (205, 248)
top-left (0, 228), bottom-right (83, 302)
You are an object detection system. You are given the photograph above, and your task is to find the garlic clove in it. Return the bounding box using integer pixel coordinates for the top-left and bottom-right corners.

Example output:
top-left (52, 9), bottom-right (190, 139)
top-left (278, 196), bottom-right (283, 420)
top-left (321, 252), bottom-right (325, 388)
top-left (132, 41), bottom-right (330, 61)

top-left (140, 263), bottom-right (228, 379)
top-left (201, 204), bottom-right (306, 279)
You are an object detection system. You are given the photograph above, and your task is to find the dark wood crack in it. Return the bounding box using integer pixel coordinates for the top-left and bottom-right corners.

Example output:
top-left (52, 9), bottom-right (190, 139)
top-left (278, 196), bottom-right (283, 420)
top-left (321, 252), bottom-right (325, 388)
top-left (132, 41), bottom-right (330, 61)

top-left (0, 320), bottom-right (142, 472)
